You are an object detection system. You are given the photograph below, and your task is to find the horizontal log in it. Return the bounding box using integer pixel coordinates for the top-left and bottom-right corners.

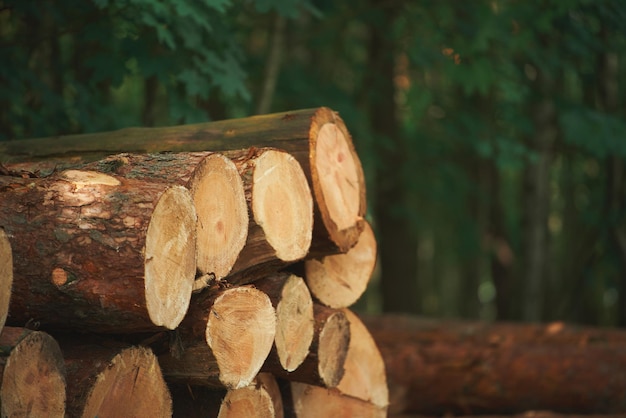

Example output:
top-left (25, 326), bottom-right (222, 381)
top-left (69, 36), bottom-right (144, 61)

top-left (0, 327), bottom-right (66, 418)
top-left (0, 228), bottom-right (12, 332)
top-left (364, 314), bottom-right (626, 415)
top-left (0, 107), bottom-right (366, 254)
top-left (1, 170), bottom-right (197, 332)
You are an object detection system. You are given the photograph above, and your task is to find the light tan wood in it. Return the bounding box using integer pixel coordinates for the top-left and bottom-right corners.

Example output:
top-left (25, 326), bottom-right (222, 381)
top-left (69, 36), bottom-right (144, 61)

top-left (0, 171), bottom-right (197, 332)
top-left (255, 273), bottom-right (314, 372)
top-left (0, 229), bottom-right (12, 333)
top-left (226, 148), bottom-right (313, 284)
top-left (338, 309), bottom-right (389, 409)
top-left (64, 344), bottom-right (171, 418)
top-left (159, 286), bottom-right (276, 389)
top-left (305, 220), bottom-right (377, 308)
top-left (286, 382), bottom-right (387, 418)
top-left (0, 327), bottom-right (66, 418)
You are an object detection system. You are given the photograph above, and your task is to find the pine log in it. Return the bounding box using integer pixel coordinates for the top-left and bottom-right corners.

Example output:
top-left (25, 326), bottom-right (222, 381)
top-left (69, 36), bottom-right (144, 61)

top-left (265, 304), bottom-right (350, 388)
top-left (283, 382), bottom-right (387, 418)
top-left (170, 373), bottom-right (283, 418)
top-left (83, 152), bottom-right (248, 279)
top-left (158, 286), bottom-right (276, 389)
top-left (0, 170), bottom-right (197, 332)
top-left (254, 273), bottom-right (314, 372)
top-left (0, 327), bottom-right (66, 418)
top-left (0, 107), bottom-right (366, 253)
top-left (363, 314), bottom-right (626, 415)
top-left (337, 309), bottom-right (389, 409)
top-left (0, 228), bottom-right (12, 332)
top-left (304, 220), bottom-right (376, 308)
top-left (225, 148), bottom-right (313, 285)
top-left (63, 343), bottom-right (172, 418)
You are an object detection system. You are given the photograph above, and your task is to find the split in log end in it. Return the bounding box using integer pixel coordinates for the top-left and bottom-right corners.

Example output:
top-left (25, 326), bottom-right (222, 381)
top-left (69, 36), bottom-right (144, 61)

top-left (190, 153), bottom-right (248, 279)
top-left (145, 185), bottom-right (197, 330)
top-left (0, 228), bottom-right (12, 332)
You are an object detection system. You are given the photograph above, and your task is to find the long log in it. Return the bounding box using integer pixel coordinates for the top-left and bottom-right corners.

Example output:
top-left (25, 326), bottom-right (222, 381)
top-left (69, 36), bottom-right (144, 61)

top-left (0, 170), bottom-right (197, 332)
top-left (265, 304), bottom-right (350, 388)
top-left (225, 148), bottom-right (313, 285)
top-left (304, 220), bottom-right (376, 308)
top-left (0, 228), bottom-right (12, 332)
top-left (255, 273), bottom-right (314, 372)
top-left (62, 343), bottom-right (172, 418)
top-left (0, 327), bottom-right (66, 418)
top-left (0, 107), bottom-right (366, 253)
top-left (363, 314), bottom-right (626, 415)
top-left (158, 286), bottom-right (276, 389)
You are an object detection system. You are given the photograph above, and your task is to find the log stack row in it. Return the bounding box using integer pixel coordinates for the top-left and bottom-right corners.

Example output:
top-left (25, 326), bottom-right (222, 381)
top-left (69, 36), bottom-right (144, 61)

top-left (0, 107), bottom-right (388, 417)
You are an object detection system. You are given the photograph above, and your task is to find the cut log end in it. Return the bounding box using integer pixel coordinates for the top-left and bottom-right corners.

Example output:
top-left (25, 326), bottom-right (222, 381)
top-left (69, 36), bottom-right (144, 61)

top-left (190, 153), bottom-right (248, 279)
top-left (318, 308), bottom-right (351, 387)
top-left (274, 275), bottom-right (314, 372)
top-left (305, 220), bottom-right (377, 308)
top-left (218, 383), bottom-right (276, 418)
top-left (145, 185), bottom-right (197, 330)
top-left (252, 150), bottom-right (313, 262)
top-left (0, 329), bottom-right (66, 418)
top-left (0, 228), bottom-right (12, 332)
top-left (206, 287), bottom-right (277, 389)
top-left (79, 346), bottom-right (172, 418)
top-left (288, 383), bottom-right (387, 418)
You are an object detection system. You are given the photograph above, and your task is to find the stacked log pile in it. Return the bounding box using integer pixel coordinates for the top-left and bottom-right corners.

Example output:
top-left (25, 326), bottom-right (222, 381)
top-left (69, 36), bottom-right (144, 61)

top-left (0, 107), bottom-right (388, 417)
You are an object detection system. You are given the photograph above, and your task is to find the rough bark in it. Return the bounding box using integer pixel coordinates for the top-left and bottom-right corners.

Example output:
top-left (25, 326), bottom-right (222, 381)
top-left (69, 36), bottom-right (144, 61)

top-left (158, 286), bottom-right (276, 389)
top-left (0, 327), bottom-right (66, 418)
top-left (63, 343), bottom-right (171, 418)
top-left (254, 273), bottom-right (314, 372)
top-left (225, 148), bottom-right (313, 285)
top-left (0, 107), bottom-right (366, 254)
top-left (283, 382), bottom-right (387, 418)
top-left (264, 304), bottom-right (350, 388)
top-left (0, 170), bottom-right (197, 332)
top-left (364, 314), bottom-right (626, 415)
top-left (304, 219), bottom-right (376, 308)
top-left (0, 228), bottom-right (12, 333)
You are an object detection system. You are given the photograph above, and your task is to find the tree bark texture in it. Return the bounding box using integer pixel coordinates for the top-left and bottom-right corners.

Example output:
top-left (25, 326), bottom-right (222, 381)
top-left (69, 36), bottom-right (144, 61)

top-left (0, 170), bottom-right (197, 332)
top-left (364, 314), bottom-right (626, 415)
top-left (0, 107), bottom-right (366, 254)
top-left (0, 327), bottom-right (66, 418)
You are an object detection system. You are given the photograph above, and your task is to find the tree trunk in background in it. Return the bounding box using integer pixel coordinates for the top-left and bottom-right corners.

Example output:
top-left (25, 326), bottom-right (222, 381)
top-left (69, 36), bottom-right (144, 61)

top-left (142, 75), bottom-right (159, 127)
top-left (367, 1), bottom-right (420, 314)
top-left (521, 65), bottom-right (556, 322)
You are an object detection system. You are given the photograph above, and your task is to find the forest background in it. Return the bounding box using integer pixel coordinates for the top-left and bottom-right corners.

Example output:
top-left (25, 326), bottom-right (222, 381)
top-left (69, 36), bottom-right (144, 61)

top-left (1, 0), bottom-right (625, 326)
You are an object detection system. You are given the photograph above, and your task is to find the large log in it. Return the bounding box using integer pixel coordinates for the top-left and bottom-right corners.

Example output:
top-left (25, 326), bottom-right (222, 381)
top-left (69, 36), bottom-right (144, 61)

top-left (225, 148), bottom-right (313, 285)
top-left (255, 273), bottom-right (314, 372)
top-left (63, 343), bottom-right (172, 418)
top-left (0, 170), bottom-right (197, 332)
top-left (0, 107), bottom-right (366, 253)
top-left (304, 219), bottom-right (376, 308)
top-left (265, 304), bottom-right (350, 388)
top-left (83, 152), bottom-right (248, 280)
top-left (158, 286), bottom-right (276, 389)
top-left (0, 327), bottom-right (66, 418)
top-left (0, 228), bottom-right (12, 332)
top-left (364, 314), bottom-right (626, 415)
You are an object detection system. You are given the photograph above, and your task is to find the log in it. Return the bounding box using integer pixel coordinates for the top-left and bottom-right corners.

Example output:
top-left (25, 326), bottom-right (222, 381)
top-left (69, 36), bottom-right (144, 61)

top-left (0, 327), bottom-right (66, 418)
top-left (63, 343), bottom-right (172, 418)
top-left (283, 382), bottom-right (387, 418)
top-left (0, 228), bottom-right (12, 332)
top-left (337, 309), bottom-right (388, 409)
top-left (254, 273), bottom-right (314, 372)
top-left (0, 170), bottom-right (197, 332)
top-left (363, 314), bottom-right (626, 415)
top-left (170, 373), bottom-right (283, 418)
top-left (158, 286), bottom-right (276, 389)
top-left (0, 107), bottom-right (366, 253)
top-left (304, 219), bottom-right (376, 308)
top-left (265, 304), bottom-right (350, 388)
top-left (225, 148), bottom-right (313, 285)
top-left (83, 152), bottom-right (248, 280)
